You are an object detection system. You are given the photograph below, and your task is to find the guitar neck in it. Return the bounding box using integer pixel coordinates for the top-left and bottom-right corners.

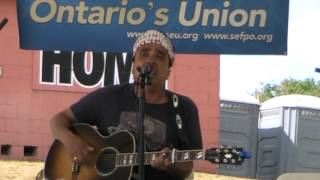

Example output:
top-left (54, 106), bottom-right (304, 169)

top-left (115, 149), bottom-right (205, 167)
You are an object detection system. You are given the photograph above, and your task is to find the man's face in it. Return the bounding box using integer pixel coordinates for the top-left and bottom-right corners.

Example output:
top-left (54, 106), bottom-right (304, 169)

top-left (133, 43), bottom-right (171, 86)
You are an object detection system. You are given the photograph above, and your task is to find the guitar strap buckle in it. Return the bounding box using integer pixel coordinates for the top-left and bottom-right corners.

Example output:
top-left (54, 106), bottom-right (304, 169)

top-left (172, 94), bottom-right (182, 130)
top-left (168, 92), bottom-right (190, 146)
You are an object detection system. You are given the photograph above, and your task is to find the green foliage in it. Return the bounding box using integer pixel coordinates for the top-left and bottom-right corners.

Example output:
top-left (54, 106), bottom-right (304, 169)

top-left (256, 78), bottom-right (320, 102)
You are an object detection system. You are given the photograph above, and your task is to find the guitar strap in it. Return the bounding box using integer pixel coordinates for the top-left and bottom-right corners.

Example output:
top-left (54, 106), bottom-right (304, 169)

top-left (166, 91), bottom-right (190, 147)
top-left (125, 84), bottom-right (190, 147)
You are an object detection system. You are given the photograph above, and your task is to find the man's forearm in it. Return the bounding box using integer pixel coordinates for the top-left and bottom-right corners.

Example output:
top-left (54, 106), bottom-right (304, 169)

top-left (166, 161), bottom-right (193, 179)
top-left (50, 109), bottom-right (76, 143)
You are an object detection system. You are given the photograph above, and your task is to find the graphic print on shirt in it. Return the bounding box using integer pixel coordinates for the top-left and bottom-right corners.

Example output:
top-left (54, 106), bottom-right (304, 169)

top-left (108, 111), bottom-right (167, 151)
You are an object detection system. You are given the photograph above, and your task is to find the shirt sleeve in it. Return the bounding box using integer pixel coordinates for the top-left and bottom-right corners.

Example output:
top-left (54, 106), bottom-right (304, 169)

top-left (181, 96), bottom-right (203, 150)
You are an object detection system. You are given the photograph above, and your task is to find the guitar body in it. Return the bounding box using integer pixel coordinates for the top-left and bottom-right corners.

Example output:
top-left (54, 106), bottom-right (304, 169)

top-left (44, 123), bottom-right (251, 179)
top-left (44, 123), bottom-right (136, 180)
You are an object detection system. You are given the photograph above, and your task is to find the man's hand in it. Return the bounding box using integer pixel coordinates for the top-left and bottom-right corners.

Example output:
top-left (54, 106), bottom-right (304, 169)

top-left (50, 108), bottom-right (94, 163)
top-left (63, 133), bottom-right (94, 163)
top-left (150, 147), bottom-right (172, 170)
top-left (150, 147), bottom-right (193, 179)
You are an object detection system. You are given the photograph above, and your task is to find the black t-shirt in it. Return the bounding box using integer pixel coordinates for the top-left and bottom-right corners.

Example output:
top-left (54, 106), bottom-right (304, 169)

top-left (71, 83), bottom-right (202, 180)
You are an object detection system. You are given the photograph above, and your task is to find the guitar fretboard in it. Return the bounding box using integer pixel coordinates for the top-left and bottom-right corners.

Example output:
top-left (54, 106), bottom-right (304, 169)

top-left (114, 149), bottom-right (205, 167)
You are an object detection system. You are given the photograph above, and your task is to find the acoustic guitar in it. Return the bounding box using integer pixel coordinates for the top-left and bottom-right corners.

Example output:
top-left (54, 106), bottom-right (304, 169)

top-left (44, 123), bottom-right (250, 180)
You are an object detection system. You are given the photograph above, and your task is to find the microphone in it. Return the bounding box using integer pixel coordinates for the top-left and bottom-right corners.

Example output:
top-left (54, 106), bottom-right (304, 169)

top-left (136, 64), bottom-right (154, 86)
top-left (137, 64), bottom-right (154, 77)
top-left (0, 18), bottom-right (8, 31)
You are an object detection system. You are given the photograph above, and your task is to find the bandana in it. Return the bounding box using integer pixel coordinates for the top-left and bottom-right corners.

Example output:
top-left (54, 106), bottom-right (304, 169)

top-left (132, 30), bottom-right (174, 62)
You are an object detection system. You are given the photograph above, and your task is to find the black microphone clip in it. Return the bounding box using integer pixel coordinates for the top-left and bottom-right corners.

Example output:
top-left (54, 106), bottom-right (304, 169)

top-left (137, 64), bottom-right (154, 78)
top-left (136, 64), bottom-right (154, 86)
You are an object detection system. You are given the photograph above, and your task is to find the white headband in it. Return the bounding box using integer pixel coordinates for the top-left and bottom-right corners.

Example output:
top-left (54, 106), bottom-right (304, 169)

top-left (133, 30), bottom-right (174, 62)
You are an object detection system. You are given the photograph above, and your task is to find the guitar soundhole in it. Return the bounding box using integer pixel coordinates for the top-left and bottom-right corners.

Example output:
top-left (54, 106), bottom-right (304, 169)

top-left (96, 147), bottom-right (117, 176)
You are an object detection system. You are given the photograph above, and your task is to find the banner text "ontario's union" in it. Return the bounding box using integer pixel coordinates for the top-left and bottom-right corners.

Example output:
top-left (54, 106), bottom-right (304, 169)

top-left (30, 0), bottom-right (267, 28)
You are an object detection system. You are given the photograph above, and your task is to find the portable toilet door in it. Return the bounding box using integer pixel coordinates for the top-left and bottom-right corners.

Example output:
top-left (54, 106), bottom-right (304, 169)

top-left (219, 93), bottom-right (260, 178)
top-left (257, 95), bottom-right (320, 180)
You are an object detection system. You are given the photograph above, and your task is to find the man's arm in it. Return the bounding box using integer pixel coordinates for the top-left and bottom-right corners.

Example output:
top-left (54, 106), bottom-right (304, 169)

top-left (50, 108), bottom-right (94, 162)
top-left (50, 108), bottom-right (76, 142)
top-left (150, 147), bottom-right (193, 179)
top-left (166, 161), bottom-right (193, 179)
top-left (165, 96), bottom-right (202, 179)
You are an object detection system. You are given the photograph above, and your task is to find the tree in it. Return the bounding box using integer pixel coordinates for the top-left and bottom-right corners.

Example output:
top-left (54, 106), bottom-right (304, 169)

top-left (255, 78), bottom-right (320, 102)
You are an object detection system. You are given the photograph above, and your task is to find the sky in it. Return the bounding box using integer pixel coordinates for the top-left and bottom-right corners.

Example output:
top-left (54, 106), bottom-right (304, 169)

top-left (220, 0), bottom-right (320, 99)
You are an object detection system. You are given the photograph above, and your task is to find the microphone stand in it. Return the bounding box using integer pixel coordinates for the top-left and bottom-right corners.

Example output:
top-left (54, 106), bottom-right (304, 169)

top-left (136, 71), bottom-right (152, 180)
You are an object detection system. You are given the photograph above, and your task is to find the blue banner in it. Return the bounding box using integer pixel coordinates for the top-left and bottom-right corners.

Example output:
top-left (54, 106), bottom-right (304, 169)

top-left (17, 0), bottom-right (289, 55)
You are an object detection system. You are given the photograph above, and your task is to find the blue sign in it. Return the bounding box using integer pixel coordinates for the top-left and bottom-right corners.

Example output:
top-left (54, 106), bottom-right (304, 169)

top-left (17, 0), bottom-right (289, 55)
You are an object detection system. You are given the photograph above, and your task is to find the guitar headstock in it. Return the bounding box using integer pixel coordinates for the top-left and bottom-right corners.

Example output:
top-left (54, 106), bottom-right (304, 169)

top-left (205, 146), bottom-right (251, 165)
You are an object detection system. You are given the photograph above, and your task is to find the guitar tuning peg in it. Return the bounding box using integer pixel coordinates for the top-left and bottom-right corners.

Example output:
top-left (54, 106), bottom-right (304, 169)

top-left (231, 159), bottom-right (236, 164)
top-left (222, 158), bottom-right (228, 163)
top-left (231, 148), bottom-right (237, 154)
